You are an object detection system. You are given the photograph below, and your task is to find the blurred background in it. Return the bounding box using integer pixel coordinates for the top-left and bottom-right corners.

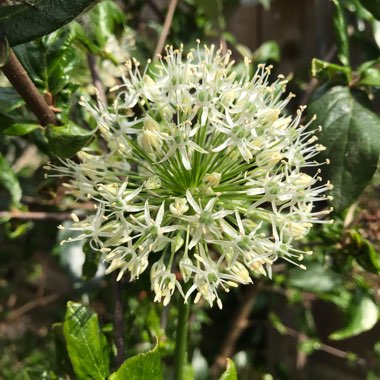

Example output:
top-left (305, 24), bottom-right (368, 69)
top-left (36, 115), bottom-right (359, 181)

top-left (0, 0), bottom-right (379, 379)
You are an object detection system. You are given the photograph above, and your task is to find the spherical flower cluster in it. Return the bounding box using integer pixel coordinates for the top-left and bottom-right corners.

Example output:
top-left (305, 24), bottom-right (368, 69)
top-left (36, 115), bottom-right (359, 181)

top-left (47, 43), bottom-right (332, 309)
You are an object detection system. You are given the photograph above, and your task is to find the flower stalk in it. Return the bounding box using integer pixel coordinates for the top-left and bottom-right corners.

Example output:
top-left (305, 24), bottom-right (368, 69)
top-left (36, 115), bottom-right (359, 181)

top-left (173, 298), bottom-right (190, 380)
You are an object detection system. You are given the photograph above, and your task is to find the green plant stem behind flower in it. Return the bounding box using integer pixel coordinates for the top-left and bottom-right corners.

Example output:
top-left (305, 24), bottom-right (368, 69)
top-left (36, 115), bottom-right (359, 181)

top-left (173, 296), bottom-right (190, 380)
top-left (47, 42), bottom-right (332, 308)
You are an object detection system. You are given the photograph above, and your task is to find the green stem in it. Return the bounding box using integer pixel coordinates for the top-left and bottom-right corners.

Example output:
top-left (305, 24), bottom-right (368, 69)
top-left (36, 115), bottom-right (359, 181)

top-left (173, 299), bottom-right (190, 380)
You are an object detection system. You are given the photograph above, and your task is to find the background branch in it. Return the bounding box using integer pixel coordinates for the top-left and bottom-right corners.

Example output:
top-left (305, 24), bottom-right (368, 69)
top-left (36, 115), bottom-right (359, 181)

top-left (1, 50), bottom-right (58, 126)
top-left (153, 0), bottom-right (178, 59)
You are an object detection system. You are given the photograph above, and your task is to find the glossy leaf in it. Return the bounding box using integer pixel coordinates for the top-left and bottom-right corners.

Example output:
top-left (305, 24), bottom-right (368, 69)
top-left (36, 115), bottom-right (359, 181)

top-left (0, 0), bottom-right (100, 47)
top-left (88, 0), bottom-right (125, 48)
top-left (3, 123), bottom-right (40, 136)
top-left (360, 0), bottom-right (380, 20)
top-left (46, 122), bottom-right (93, 158)
top-left (63, 301), bottom-right (110, 380)
top-left (14, 27), bottom-right (81, 95)
top-left (219, 359), bottom-right (238, 380)
top-left (288, 263), bottom-right (342, 293)
top-left (308, 86), bottom-right (380, 212)
top-left (43, 28), bottom-right (81, 95)
top-left (359, 67), bottom-right (380, 87)
top-left (329, 295), bottom-right (378, 340)
top-left (109, 344), bottom-right (163, 380)
top-left (0, 152), bottom-right (22, 206)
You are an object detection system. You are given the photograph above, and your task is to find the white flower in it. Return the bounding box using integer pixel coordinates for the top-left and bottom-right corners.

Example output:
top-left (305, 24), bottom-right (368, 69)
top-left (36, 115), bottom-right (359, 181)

top-left (49, 43), bottom-right (331, 308)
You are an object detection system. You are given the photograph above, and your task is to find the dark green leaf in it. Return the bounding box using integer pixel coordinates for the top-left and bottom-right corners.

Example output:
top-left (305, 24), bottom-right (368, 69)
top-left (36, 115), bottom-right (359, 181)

top-left (288, 263), bottom-right (342, 293)
top-left (308, 86), bottom-right (380, 212)
top-left (63, 301), bottom-right (110, 380)
top-left (0, 87), bottom-right (24, 113)
top-left (0, 0), bottom-right (100, 47)
top-left (360, 0), bottom-right (380, 20)
top-left (349, 230), bottom-right (380, 274)
top-left (332, 0), bottom-right (350, 67)
top-left (14, 27), bottom-right (81, 94)
top-left (82, 241), bottom-right (101, 281)
top-left (194, 0), bottom-right (224, 30)
top-left (109, 344), bottom-right (163, 380)
top-left (88, 0), bottom-right (125, 48)
top-left (43, 28), bottom-right (81, 94)
top-left (3, 123), bottom-right (40, 136)
top-left (0, 34), bottom-right (10, 66)
top-left (52, 322), bottom-right (75, 377)
top-left (219, 359), bottom-right (238, 380)
top-left (329, 294), bottom-right (378, 340)
top-left (46, 122), bottom-right (93, 158)
top-left (311, 58), bottom-right (351, 83)
top-left (0, 152), bottom-right (21, 206)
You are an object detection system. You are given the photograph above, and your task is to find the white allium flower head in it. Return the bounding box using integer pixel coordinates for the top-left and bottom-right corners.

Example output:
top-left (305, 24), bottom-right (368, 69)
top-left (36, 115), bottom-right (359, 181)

top-left (48, 42), bottom-right (332, 309)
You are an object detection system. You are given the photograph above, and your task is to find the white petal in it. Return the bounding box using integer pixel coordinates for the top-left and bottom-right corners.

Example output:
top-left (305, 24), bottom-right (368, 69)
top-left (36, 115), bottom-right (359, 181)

top-left (212, 138), bottom-right (231, 152)
top-left (156, 201), bottom-right (165, 226)
top-left (186, 190), bottom-right (202, 214)
top-left (144, 200), bottom-right (151, 225)
top-left (180, 146), bottom-right (192, 170)
top-left (201, 106), bottom-right (209, 126)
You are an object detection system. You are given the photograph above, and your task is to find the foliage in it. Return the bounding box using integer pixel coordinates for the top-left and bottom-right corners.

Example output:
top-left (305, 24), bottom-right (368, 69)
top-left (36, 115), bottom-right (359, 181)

top-left (0, 0), bottom-right (379, 379)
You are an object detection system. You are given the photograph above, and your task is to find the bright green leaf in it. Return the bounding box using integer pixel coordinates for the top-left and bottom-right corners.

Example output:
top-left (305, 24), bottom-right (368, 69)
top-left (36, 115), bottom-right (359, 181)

top-left (88, 0), bottom-right (125, 49)
top-left (311, 58), bottom-right (351, 83)
top-left (288, 263), bottom-right (342, 293)
top-left (109, 344), bottom-right (163, 380)
top-left (308, 86), bottom-right (380, 212)
top-left (0, 0), bottom-right (100, 47)
top-left (359, 68), bottom-right (380, 87)
top-left (63, 301), bottom-right (110, 380)
top-left (46, 122), bottom-right (93, 158)
top-left (329, 295), bottom-right (378, 340)
top-left (219, 358), bottom-right (238, 380)
top-left (0, 152), bottom-right (21, 206)
top-left (360, 0), bottom-right (380, 20)
top-left (43, 28), bottom-right (81, 95)
top-left (252, 41), bottom-right (280, 63)
top-left (3, 123), bottom-right (40, 136)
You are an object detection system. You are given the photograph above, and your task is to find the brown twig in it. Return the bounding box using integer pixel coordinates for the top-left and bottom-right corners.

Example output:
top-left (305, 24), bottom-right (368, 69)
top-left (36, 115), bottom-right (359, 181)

top-left (87, 53), bottom-right (107, 104)
top-left (153, 0), bottom-right (178, 60)
top-left (0, 210), bottom-right (72, 221)
top-left (280, 324), bottom-right (366, 367)
top-left (4, 293), bottom-right (60, 322)
top-left (113, 274), bottom-right (125, 367)
top-left (210, 282), bottom-right (261, 378)
top-left (1, 50), bottom-right (58, 126)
